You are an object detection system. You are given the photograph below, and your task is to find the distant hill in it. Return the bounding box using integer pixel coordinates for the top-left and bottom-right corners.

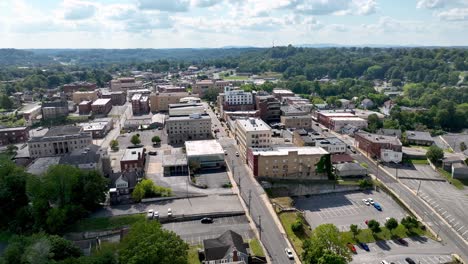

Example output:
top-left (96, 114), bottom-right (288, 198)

top-left (0, 49), bottom-right (55, 66)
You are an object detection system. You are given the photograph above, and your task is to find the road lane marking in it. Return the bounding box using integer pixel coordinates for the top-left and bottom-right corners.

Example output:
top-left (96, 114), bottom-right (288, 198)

top-left (462, 230), bottom-right (468, 236)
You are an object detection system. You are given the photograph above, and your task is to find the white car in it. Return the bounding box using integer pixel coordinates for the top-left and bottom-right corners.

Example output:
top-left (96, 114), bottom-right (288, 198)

top-left (154, 211), bottom-right (159, 219)
top-left (368, 198), bottom-right (374, 205)
top-left (362, 199), bottom-right (370, 206)
top-left (146, 209), bottom-right (154, 220)
top-left (285, 248), bottom-right (294, 259)
top-left (168, 208), bottom-right (173, 217)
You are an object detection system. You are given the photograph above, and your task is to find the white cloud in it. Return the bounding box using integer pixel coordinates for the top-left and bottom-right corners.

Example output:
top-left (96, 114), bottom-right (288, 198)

top-left (416, 0), bottom-right (449, 9)
top-left (62, 1), bottom-right (97, 20)
top-left (191, 0), bottom-right (224, 8)
top-left (353, 0), bottom-right (377, 15)
top-left (362, 16), bottom-right (427, 33)
top-left (437, 8), bottom-right (468, 21)
top-left (137, 0), bottom-right (190, 12)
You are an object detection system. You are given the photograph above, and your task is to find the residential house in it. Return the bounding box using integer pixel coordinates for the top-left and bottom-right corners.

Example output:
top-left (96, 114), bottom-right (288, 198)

top-left (405, 130), bottom-right (434, 146)
top-left (203, 230), bottom-right (249, 264)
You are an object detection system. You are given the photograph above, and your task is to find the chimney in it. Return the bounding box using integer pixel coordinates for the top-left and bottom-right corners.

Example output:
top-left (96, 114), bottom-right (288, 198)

top-left (232, 249), bottom-right (239, 262)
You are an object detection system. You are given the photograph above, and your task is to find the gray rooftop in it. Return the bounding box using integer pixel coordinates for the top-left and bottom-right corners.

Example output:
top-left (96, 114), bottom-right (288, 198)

top-left (121, 148), bottom-right (144, 162)
top-left (406, 130), bottom-right (434, 142)
top-left (60, 144), bottom-right (102, 166)
top-left (162, 153), bottom-right (187, 167)
top-left (27, 157), bottom-right (61, 175)
top-left (45, 125), bottom-right (82, 136)
top-left (356, 131), bottom-right (402, 145)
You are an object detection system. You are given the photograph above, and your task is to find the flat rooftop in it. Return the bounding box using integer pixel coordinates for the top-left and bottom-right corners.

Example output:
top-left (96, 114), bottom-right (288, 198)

top-left (185, 140), bottom-right (224, 156)
top-left (0, 126), bottom-right (27, 131)
top-left (27, 156), bottom-right (61, 176)
top-left (356, 131), bottom-right (402, 145)
top-left (252, 146), bottom-right (329, 156)
top-left (237, 118), bottom-right (271, 132)
top-left (92, 98), bottom-right (111, 106)
top-left (166, 114), bottom-right (210, 121)
top-left (45, 125), bottom-right (82, 136)
top-left (121, 148), bottom-right (144, 161)
top-left (319, 112), bottom-right (356, 117)
top-left (330, 117), bottom-right (367, 121)
top-left (272, 89), bottom-right (294, 94)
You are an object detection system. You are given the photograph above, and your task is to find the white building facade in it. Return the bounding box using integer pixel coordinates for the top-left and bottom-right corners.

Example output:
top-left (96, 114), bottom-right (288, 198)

top-left (224, 87), bottom-right (253, 105)
top-left (235, 118), bottom-right (272, 161)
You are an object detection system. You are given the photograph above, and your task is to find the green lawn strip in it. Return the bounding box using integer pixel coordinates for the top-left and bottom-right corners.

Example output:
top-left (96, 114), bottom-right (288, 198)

top-left (278, 212), bottom-right (311, 256)
top-left (341, 224), bottom-right (429, 244)
top-left (271, 197), bottom-right (294, 208)
top-left (337, 180), bottom-right (360, 186)
top-left (70, 214), bottom-right (145, 232)
top-left (188, 245), bottom-right (202, 264)
top-left (409, 159), bottom-right (429, 165)
top-left (223, 75), bottom-right (248, 80)
top-left (249, 238), bottom-right (265, 257)
top-left (437, 168), bottom-right (465, 189)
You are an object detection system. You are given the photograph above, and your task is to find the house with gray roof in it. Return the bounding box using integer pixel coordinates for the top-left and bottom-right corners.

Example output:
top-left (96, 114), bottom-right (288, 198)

top-left (335, 163), bottom-right (367, 177)
top-left (203, 230), bottom-right (249, 264)
top-left (405, 130), bottom-right (434, 146)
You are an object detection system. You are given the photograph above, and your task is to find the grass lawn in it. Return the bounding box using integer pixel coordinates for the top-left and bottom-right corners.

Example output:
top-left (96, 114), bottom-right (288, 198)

top-left (249, 238), bottom-right (265, 257)
top-left (338, 180), bottom-right (360, 186)
top-left (271, 197), bottom-right (294, 208)
top-left (69, 214), bottom-right (145, 232)
top-left (223, 75), bottom-right (249, 80)
top-left (437, 168), bottom-right (466, 190)
top-left (188, 245), bottom-right (201, 264)
top-left (341, 224), bottom-right (431, 244)
top-left (409, 159), bottom-right (429, 165)
top-left (278, 212), bottom-right (311, 256)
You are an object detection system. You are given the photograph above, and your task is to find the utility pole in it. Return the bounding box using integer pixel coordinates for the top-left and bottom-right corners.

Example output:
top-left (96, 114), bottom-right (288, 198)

top-left (416, 180), bottom-right (422, 196)
top-left (258, 215), bottom-right (262, 240)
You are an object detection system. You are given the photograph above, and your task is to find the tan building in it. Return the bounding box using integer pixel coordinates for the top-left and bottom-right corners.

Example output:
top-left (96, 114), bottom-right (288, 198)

top-left (91, 98), bottom-right (112, 116)
top-left (192, 80), bottom-right (214, 97)
top-left (280, 115), bottom-right (312, 129)
top-left (110, 77), bottom-right (142, 91)
top-left (166, 113), bottom-right (212, 144)
top-left (28, 126), bottom-right (93, 159)
top-left (234, 118), bottom-right (272, 162)
top-left (247, 147), bottom-right (329, 180)
top-left (149, 92), bottom-right (198, 112)
top-left (72, 90), bottom-right (98, 104)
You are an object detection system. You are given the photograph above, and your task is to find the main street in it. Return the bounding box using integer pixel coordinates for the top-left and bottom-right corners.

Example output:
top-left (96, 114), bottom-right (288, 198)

top-left (206, 105), bottom-right (296, 264)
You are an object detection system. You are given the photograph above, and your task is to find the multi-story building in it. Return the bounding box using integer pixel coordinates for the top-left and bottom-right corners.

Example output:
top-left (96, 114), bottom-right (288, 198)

top-left (280, 115), bottom-right (312, 129)
top-left (78, 100), bottom-right (92, 115)
top-left (272, 89), bottom-right (295, 101)
top-left (62, 82), bottom-right (97, 95)
top-left (91, 98), bottom-right (112, 116)
top-left (235, 118), bottom-right (272, 161)
top-left (120, 147), bottom-right (146, 172)
top-left (41, 100), bottom-right (69, 120)
top-left (166, 113), bottom-right (212, 144)
top-left (59, 144), bottom-right (110, 175)
top-left (316, 112), bottom-right (355, 128)
top-left (156, 84), bottom-right (186, 93)
top-left (221, 87), bottom-right (255, 112)
top-left (101, 90), bottom-right (126, 106)
top-left (78, 118), bottom-right (113, 139)
top-left (131, 94), bottom-right (150, 115)
top-left (168, 103), bottom-right (205, 116)
top-left (354, 131), bottom-right (403, 163)
top-left (329, 117), bottom-right (367, 132)
top-left (28, 126), bottom-right (93, 159)
top-left (192, 80), bottom-right (214, 97)
top-left (72, 90), bottom-right (98, 104)
top-left (110, 77), bottom-right (142, 91)
top-left (316, 137), bottom-right (347, 154)
top-left (150, 92), bottom-right (197, 112)
top-left (18, 103), bottom-right (41, 125)
top-left (247, 146), bottom-right (330, 180)
top-left (0, 127), bottom-right (29, 146)
top-left (254, 94), bottom-right (281, 123)
top-left (292, 129), bottom-right (325, 147)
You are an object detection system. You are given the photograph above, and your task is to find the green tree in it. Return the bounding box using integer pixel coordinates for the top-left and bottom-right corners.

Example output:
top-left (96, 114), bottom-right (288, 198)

top-left (132, 179), bottom-right (171, 201)
top-left (460, 142), bottom-right (467, 152)
top-left (151, 136), bottom-right (161, 144)
top-left (350, 224), bottom-right (360, 239)
top-left (110, 139), bottom-right (119, 151)
top-left (291, 219), bottom-right (304, 234)
top-left (203, 87), bottom-right (219, 102)
top-left (426, 145), bottom-right (444, 164)
top-left (367, 220), bottom-right (381, 234)
top-left (5, 144), bottom-right (18, 155)
top-left (401, 216), bottom-right (419, 230)
top-left (358, 179), bottom-right (372, 189)
top-left (119, 221), bottom-right (188, 264)
top-left (0, 94), bottom-right (13, 109)
top-left (367, 113), bottom-right (383, 133)
top-left (385, 218), bottom-right (398, 235)
top-left (317, 251), bottom-right (347, 264)
top-left (130, 134), bottom-right (141, 146)
top-left (302, 224), bottom-right (351, 264)
top-left (76, 170), bottom-right (108, 211)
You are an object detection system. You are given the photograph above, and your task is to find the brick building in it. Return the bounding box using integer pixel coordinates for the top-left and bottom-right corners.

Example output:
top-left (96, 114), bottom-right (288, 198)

top-left (131, 94), bottom-right (150, 115)
top-left (91, 98), bottom-right (112, 116)
top-left (62, 82), bottom-right (97, 95)
top-left (101, 90), bottom-right (127, 106)
top-left (354, 131), bottom-right (402, 163)
top-left (120, 147), bottom-right (146, 172)
top-left (78, 100), bottom-right (92, 115)
top-left (0, 127), bottom-right (29, 146)
top-left (254, 94), bottom-right (281, 123)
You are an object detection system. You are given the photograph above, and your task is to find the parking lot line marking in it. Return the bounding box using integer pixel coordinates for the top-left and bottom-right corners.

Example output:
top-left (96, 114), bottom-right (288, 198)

top-left (457, 226), bottom-right (464, 232)
top-left (441, 211), bottom-right (447, 215)
top-left (462, 230), bottom-right (468, 236)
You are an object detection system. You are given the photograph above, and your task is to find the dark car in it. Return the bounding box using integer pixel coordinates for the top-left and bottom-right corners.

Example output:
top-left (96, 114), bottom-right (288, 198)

top-left (405, 257), bottom-right (416, 264)
top-left (359, 242), bottom-right (369, 251)
top-left (397, 238), bottom-right (408, 246)
top-left (201, 217), bottom-right (213, 224)
top-left (373, 202), bottom-right (382, 211)
top-left (148, 151), bottom-right (157, 156)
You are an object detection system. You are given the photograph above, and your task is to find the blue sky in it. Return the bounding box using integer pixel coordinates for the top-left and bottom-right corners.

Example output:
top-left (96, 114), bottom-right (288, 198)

top-left (0, 0), bottom-right (467, 48)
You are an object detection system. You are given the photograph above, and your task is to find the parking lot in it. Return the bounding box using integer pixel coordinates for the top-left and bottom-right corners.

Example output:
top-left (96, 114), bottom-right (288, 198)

top-left (295, 190), bottom-right (408, 231)
top-left (195, 169), bottom-right (231, 189)
top-left (351, 237), bottom-right (453, 264)
top-left (384, 164), bottom-right (443, 181)
top-left (162, 215), bottom-right (254, 245)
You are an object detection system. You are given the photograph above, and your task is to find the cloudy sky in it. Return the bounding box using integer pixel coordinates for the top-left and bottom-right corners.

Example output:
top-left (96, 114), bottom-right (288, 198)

top-left (0, 0), bottom-right (467, 48)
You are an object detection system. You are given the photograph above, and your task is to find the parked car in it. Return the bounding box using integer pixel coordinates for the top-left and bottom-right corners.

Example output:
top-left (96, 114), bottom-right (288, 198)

top-left (146, 209), bottom-right (154, 220)
top-left (148, 151), bottom-right (157, 156)
top-left (365, 220), bottom-right (369, 225)
top-left (154, 211), bottom-right (159, 219)
top-left (368, 198), bottom-right (374, 204)
top-left (224, 150), bottom-right (228, 156)
top-left (380, 261), bottom-right (390, 264)
top-left (397, 238), bottom-right (408, 246)
top-left (284, 248), bottom-right (294, 259)
top-left (373, 202), bottom-right (382, 211)
top-left (362, 199), bottom-right (370, 206)
top-left (167, 208), bottom-right (172, 217)
top-left (201, 217), bottom-right (214, 224)
top-left (235, 152), bottom-right (239, 157)
top-left (346, 243), bottom-right (356, 253)
top-left (405, 257), bottom-right (416, 264)
top-left (359, 242), bottom-right (369, 251)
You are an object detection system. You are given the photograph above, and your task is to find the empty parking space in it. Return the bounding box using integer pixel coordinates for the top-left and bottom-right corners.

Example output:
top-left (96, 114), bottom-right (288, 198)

top-left (162, 215), bottom-right (254, 245)
top-left (351, 238), bottom-right (453, 264)
top-left (295, 190), bottom-right (407, 231)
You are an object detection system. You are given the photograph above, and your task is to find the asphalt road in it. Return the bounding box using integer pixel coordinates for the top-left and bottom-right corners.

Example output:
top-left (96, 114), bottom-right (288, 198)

top-left (351, 152), bottom-right (468, 261)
